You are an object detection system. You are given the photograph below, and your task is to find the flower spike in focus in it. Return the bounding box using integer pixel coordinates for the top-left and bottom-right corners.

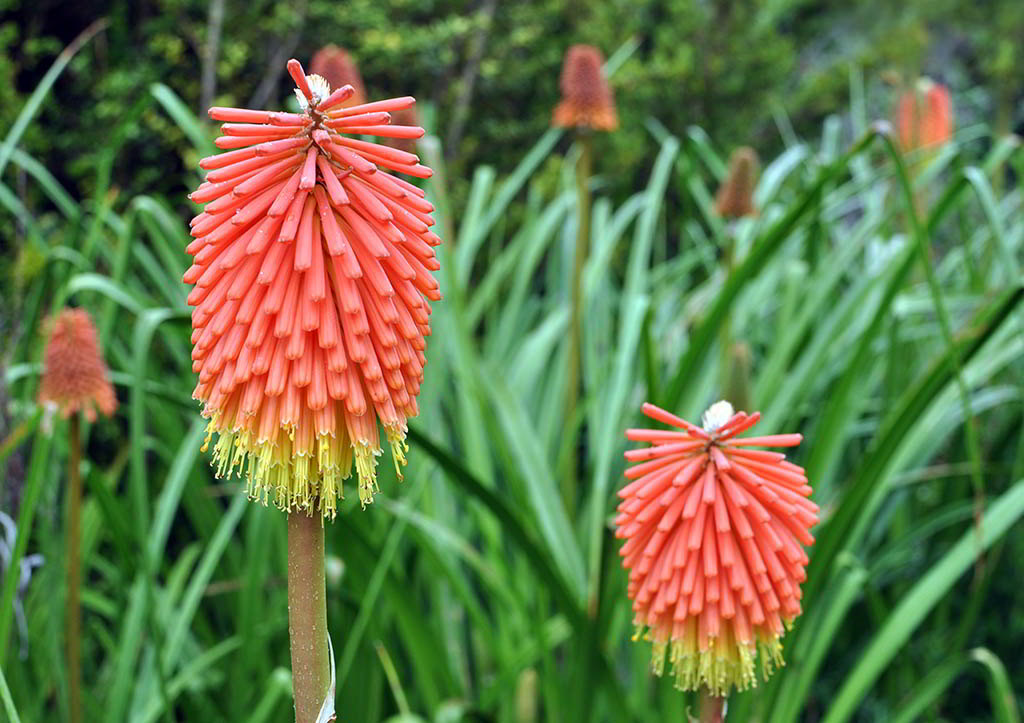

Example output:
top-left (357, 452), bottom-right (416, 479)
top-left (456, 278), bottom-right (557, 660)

top-left (186, 58), bottom-right (442, 517)
top-left (38, 308), bottom-right (117, 422)
top-left (616, 401), bottom-right (818, 696)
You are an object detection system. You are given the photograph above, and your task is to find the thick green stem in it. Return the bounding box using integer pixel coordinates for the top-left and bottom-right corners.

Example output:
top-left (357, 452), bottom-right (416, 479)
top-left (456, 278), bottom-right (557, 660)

top-left (288, 512), bottom-right (331, 722)
top-left (564, 132), bottom-right (593, 515)
top-left (66, 413), bottom-right (83, 723)
top-left (698, 689), bottom-right (726, 722)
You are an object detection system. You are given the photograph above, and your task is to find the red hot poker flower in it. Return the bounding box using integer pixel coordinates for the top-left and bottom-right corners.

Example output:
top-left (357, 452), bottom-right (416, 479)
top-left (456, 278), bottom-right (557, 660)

top-left (714, 147), bottom-right (759, 219)
top-left (185, 59), bottom-right (442, 516)
top-left (553, 45), bottom-right (618, 131)
top-left (38, 308), bottom-right (117, 422)
top-left (895, 78), bottom-right (953, 152)
top-left (616, 401), bottom-right (818, 695)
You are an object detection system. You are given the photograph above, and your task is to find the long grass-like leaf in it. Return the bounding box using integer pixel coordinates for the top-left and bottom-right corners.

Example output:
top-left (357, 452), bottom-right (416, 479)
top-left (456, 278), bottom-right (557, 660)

top-left (586, 137), bottom-right (678, 606)
top-left (0, 20), bottom-right (108, 180)
top-left (0, 432), bottom-right (52, 659)
top-left (803, 283), bottom-right (1023, 606)
top-left (662, 129), bottom-right (880, 415)
top-left (0, 662), bottom-right (21, 723)
top-left (822, 481), bottom-right (1024, 723)
top-left (150, 82), bottom-right (216, 156)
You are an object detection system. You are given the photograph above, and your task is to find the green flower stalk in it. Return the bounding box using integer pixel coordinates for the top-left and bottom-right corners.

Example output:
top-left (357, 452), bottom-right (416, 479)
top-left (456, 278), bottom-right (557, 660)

top-left (37, 308), bottom-right (118, 723)
top-left (552, 44), bottom-right (618, 513)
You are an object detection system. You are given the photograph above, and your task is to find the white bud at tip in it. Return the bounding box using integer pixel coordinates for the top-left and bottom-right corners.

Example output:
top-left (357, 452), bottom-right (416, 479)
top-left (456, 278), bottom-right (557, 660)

top-left (295, 74), bottom-right (332, 112)
top-left (701, 400), bottom-right (734, 432)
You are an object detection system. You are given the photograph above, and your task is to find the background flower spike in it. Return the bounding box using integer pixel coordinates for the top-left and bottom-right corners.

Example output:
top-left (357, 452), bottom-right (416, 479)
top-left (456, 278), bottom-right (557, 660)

top-left (552, 44), bottom-right (618, 131)
top-left (38, 308), bottom-right (117, 422)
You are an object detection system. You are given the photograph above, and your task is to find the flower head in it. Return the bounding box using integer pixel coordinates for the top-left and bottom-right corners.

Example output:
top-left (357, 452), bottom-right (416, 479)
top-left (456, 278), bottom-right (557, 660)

top-left (895, 78), bottom-right (953, 152)
top-left (714, 147), bottom-right (759, 219)
top-left (186, 58), bottom-right (441, 516)
top-left (616, 402), bottom-right (818, 695)
top-left (38, 308), bottom-right (117, 422)
top-left (310, 45), bottom-right (366, 109)
top-left (552, 45), bottom-right (618, 131)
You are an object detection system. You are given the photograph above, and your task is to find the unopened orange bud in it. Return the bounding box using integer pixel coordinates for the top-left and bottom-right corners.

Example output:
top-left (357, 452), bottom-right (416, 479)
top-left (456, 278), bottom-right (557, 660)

top-left (715, 147), bottom-right (759, 219)
top-left (38, 309), bottom-right (117, 422)
top-left (895, 78), bottom-right (953, 152)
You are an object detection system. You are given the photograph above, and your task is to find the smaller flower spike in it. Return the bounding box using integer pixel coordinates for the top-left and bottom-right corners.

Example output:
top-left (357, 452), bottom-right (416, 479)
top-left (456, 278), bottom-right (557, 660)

top-left (187, 59), bottom-right (441, 516)
top-left (552, 45), bottom-right (618, 131)
top-left (714, 147), bottom-right (759, 219)
top-left (38, 309), bottom-right (117, 422)
top-left (616, 401), bottom-right (818, 696)
top-left (310, 45), bottom-right (366, 109)
top-left (894, 78), bottom-right (953, 152)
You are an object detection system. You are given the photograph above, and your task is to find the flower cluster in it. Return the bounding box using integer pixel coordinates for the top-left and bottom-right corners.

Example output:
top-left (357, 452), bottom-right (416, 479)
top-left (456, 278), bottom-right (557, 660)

top-left (715, 147), bottom-right (759, 219)
top-left (616, 401), bottom-right (818, 695)
top-left (38, 308), bottom-right (117, 422)
top-left (186, 59), bottom-right (441, 516)
top-left (552, 45), bottom-right (618, 131)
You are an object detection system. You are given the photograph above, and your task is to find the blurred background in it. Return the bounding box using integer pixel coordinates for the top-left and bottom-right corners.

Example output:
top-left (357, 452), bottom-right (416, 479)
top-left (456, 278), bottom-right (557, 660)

top-left (2, 1), bottom-right (1024, 721)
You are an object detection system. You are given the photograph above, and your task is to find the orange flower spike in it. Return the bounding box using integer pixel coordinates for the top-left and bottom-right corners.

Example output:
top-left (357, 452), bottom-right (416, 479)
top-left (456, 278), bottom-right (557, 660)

top-left (616, 401), bottom-right (818, 695)
top-left (895, 78), bottom-right (953, 152)
top-left (553, 44), bottom-right (618, 131)
top-left (715, 147), bottom-right (759, 219)
top-left (188, 58), bottom-right (441, 516)
top-left (38, 309), bottom-right (117, 423)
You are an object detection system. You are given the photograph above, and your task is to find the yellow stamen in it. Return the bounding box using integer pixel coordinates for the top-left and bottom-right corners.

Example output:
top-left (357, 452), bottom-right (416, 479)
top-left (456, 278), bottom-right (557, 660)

top-left (386, 425), bottom-right (409, 482)
top-left (353, 442), bottom-right (380, 507)
top-left (640, 620), bottom-right (789, 697)
top-left (204, 418), bottom-right (397, 518)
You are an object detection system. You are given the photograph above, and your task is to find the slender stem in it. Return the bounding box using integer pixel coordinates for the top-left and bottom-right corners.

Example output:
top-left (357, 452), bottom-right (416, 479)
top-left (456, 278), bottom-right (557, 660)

top-left (698, 689), bottom-right (726, 722)
top-left (288, 511), bottom-right (331, 722)
top-left (564, 132), bottom-right (593, 516)
top-left (66, 413), bottom-right (83, 723)
top-left (719, 225), bottom-right (736, 396)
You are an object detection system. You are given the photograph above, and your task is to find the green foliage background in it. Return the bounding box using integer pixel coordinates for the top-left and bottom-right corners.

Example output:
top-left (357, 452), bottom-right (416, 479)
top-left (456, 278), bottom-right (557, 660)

top-left (3, 0), bottom-right (1024, 205)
